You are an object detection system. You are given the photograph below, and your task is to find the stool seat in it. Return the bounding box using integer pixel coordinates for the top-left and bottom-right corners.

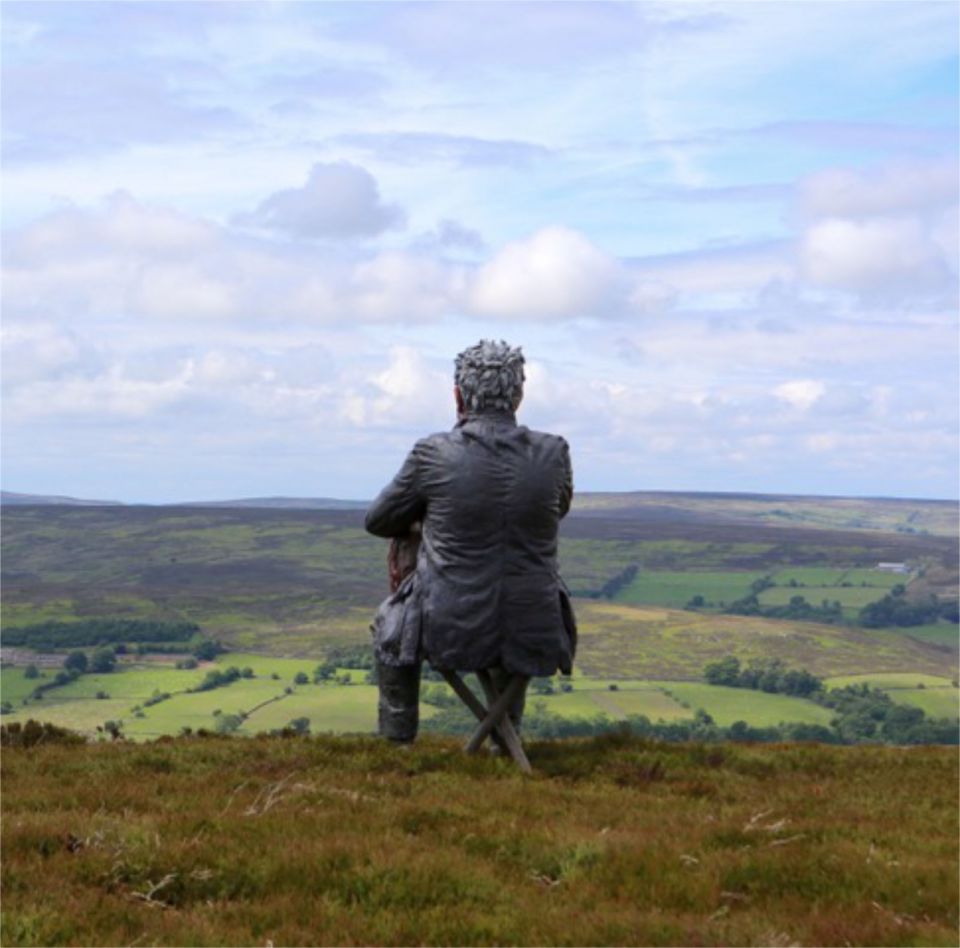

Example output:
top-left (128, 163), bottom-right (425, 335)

top-left (439, 668), bottom-right (532, 773)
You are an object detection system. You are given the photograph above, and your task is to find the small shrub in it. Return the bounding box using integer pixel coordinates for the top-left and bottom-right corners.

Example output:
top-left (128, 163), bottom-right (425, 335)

top-left (1, 720), bottom-right (84, 747)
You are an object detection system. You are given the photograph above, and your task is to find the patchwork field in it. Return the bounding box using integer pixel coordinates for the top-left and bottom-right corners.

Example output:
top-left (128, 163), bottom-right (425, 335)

top-left (4, 637), bottom-right (956, 743)
top-left (2, 499), bottom-right (956, 746)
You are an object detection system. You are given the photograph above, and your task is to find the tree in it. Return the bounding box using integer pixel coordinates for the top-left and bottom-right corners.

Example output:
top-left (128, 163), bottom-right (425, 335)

top-left (704, 655), bottom-right (740, 686)
top-left (288, 717), bottom-right (311, 735)
top-left (193, 639), bottom-right (222, 661)
top-left (23, 664), bottom-right (40, 680)
top-left (64, 651), bottom-right (88, 674)
top-left (294, 671), bottom-right (309, 685)
top-left (314, 661), bottom-right (337, 682)
top-left (214, 713), bottom-right (243, 735)
top-left (90, 648), bottom-right (117, 674)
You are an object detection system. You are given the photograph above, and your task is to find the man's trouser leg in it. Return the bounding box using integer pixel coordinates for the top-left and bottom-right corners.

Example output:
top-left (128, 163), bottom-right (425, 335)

top-left (376, 659), bottom-right (421, 743)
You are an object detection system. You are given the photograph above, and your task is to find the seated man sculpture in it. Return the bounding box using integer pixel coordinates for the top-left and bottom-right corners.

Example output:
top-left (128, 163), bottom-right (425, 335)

top-left (365, 339), bottom-right (576, 744)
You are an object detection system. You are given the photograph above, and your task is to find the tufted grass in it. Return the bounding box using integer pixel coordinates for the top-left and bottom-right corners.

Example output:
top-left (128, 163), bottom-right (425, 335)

top-left (1, 732), bottom-right (957, 946)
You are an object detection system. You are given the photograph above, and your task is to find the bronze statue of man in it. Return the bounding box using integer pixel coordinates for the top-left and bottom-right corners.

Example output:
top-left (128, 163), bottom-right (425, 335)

top-left (365, 339), bottom-right (576, 743)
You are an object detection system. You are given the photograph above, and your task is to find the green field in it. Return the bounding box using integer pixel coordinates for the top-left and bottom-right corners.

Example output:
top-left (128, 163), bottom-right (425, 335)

top-left (659, 682), bottom-right (834, 727)
top-left (616, 565), bottom-right (911, 615)
top-left (0, 656), bottom-right (899, 740)
top-left (614, 570), bottom-right (767, 607)
top-left (892, 622), bottom-right (960, 647)
top-left (825, 673), bottom-right (959, 721)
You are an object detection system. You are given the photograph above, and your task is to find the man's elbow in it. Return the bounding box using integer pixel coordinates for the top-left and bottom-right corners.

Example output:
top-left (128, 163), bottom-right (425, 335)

top-left (364, 506), bottom-right (390, 537)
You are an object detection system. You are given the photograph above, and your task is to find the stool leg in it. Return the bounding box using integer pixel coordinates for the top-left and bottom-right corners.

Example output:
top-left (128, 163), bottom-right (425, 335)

top-left (439, 670), bottom-right (510, 755)
top-left (477, 671), bottom-right (532, 773)
top-left (465, 675), bottom-right (529, 755)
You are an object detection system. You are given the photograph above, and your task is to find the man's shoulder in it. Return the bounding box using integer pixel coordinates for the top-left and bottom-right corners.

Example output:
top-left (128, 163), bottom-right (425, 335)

top-left (518, 426), bottom-right (569, 451)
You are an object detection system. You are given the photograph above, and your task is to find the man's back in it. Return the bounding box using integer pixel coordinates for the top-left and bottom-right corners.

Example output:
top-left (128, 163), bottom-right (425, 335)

top-left (365, 409), bottom-right (573, 677)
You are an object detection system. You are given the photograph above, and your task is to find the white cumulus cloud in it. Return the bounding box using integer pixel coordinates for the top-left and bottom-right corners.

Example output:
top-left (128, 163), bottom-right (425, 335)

top-left (469, 227), bottom-right (627, 320)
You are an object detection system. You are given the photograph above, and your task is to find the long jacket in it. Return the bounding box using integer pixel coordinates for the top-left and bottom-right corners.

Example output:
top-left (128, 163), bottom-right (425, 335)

top-left (365, 409), bottom-right (576, 677)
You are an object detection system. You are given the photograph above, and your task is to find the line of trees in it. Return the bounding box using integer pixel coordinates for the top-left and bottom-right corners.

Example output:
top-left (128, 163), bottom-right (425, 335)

top-left (858, 585), bottom-right (957, 628)
top-left (190, 666), bottom-right (254, 693)
top-left (580, 564), bottom-right (639, 600)
top-left (725, 592), bottom-right (844, 624)
top-left (703, 656), bottom-right (823, 696)
top-left (702, 655), bottom-right (958, 745)
top-left (421, 696), bottom-right (957, 745)
top-left (3, 618), bottom-right (201, 650)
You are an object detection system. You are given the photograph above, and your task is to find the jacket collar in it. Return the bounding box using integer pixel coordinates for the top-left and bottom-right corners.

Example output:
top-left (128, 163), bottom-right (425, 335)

top-left (456, 408), bottom-right (517, 427)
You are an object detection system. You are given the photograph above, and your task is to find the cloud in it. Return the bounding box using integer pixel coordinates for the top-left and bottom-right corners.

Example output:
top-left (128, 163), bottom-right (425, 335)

top-left (628, 241), bottom-right (794, 300)
top-left (774, 379), bottom-right (826, 411)
top-left (800, 216), bottom-right (953, 293)
top-left (2, 55), bottom-right (242, 162)
top-left (265, 66), bottom-right (388, 103)
top-left (469, 227), bottom-right (628, 320)
top-left (334, 1), bottom-right (656, 73)
top-left (237, 162), bottom-right (406, 239)
top-left (415, 219), bottom-right (487, 255)
top-left (0, 322), bottom-right (88, 387)
top-left (334, 131), bottom-right (551, 167)
top-left (793, 159), bottom-right (958, 297)
top-left (800, 159), bottom-right (958, 219)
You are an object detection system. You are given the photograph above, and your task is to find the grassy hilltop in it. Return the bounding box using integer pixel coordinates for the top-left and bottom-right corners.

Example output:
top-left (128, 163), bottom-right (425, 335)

top-left (2, 730), bottom-right (957, 947)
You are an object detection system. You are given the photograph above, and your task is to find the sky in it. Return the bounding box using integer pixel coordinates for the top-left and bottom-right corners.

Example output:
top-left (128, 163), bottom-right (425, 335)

top-left (1, 0), bottom-right (958, 503)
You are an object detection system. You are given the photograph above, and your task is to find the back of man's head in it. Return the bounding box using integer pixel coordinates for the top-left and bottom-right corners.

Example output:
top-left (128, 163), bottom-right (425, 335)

top-left (454, 339), bottom-right (525, 413)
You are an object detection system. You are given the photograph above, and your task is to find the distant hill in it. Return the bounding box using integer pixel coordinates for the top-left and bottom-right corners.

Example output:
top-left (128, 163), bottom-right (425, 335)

top-left (4, 489), bottom-right (956, 536)
top-left (0, 491), bottom-right (366, 511)
top-left (571, 490), bottom-right (958, 537)
top-left (0, 491), bottom-right (122, 507)
top-left (181, 496), bottom-right (368, 510)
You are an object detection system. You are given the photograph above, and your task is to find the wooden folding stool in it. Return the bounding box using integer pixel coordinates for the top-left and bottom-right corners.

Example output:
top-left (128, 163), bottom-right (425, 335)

top-left (439, 668), bottom-right (532, 773)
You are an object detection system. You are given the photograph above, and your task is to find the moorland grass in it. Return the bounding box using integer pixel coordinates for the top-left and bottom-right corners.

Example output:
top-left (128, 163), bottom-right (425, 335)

top-left (1, 732), bottom-right (956, 947)
top-left (572, 601), bottom-right (951, 679)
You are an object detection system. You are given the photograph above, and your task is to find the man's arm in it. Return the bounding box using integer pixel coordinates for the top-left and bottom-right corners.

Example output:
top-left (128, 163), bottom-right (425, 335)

top-left (365, 443), bottom-right (427, 538)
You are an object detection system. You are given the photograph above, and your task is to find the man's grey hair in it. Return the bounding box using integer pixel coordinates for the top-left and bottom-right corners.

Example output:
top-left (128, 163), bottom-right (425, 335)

top-left (454, 339), bottom-right (525, 413)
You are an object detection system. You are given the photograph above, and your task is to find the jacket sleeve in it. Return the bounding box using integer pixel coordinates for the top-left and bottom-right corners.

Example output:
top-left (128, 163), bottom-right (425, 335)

top-left (365, 442), bottom-right (427, 538)
top-left (558, 437), bottom-right (573, 519)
